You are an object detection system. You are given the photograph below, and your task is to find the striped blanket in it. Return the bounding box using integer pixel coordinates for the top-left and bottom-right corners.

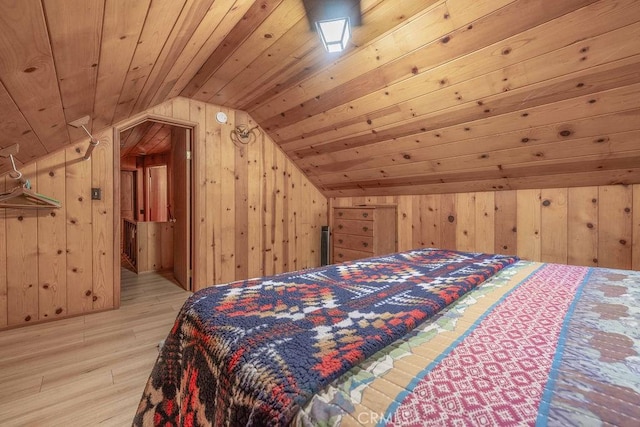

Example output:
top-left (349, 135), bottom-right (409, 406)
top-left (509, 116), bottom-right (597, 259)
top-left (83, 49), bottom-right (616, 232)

top-left (294, 261), bottom-right (640, 426)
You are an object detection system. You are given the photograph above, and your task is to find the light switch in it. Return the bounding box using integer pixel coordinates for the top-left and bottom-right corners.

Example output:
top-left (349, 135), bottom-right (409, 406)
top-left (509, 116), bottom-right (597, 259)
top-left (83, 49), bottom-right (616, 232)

top-left (91, 188), bottom-right (101, 200)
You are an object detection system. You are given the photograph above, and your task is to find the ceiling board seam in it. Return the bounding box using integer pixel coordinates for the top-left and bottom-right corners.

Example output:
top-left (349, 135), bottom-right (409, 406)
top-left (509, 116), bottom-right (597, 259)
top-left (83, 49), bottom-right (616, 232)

top-left (240, 0), bottom-right (448, 111)
top-left (262, 9), bottom-right (640, 134)
top-left (39, 0), bottom-right (69, 146)
top-left (122, 0), bottom-right (191, 120)
top-left (167, 0), bottom-right (244, 100)
top-left (277, 54), bottom-right (640, 152)
top-left (0, 78), bottom-right (48, 162)
top-left (310, 128), bottom-right (640, 179)
top-left (101, 0), bottom-right (154, 130)
top-left (216, 0), bottom-right (391, 106)
top-left (181, 0), bottom-right (287, 99)
top-left (251, 0), bottom-right (600, 124)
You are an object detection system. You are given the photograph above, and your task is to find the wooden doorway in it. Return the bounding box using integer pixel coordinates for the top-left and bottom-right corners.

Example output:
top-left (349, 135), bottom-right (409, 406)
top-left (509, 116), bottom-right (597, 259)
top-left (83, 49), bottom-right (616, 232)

top-left (114, 116), bottom-right (195, 297)
top-left (147, 166), bottom-right (168, 222)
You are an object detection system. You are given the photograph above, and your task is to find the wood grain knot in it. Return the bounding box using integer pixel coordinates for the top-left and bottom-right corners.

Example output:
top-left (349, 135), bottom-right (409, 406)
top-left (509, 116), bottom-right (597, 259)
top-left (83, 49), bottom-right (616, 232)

top-left (25, 315), bottom-right (31, 321)
top-left (17, 216), bottom-right (23, 221)
top-left (587, 223), bottom-right (594, 229)
top-left (23, 67), bottom-right (37, 73)
top-left (55, 308), bottom-right (63, 315)
top-left (85, 290), bottom-right (92, 296)
top-left (448, 215), bottom-right (455, 223)
top-left (559, 130), bottom-right (572, 137)
top-left (619, 239), bottom-right (627, 245)
top-left (92, 296), bottom-right (98, 302)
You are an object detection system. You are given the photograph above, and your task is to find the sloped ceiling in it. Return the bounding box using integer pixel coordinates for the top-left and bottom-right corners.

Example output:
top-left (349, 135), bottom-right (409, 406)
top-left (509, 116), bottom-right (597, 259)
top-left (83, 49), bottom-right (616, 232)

top-left (1, 0), bottom-right (640, 196)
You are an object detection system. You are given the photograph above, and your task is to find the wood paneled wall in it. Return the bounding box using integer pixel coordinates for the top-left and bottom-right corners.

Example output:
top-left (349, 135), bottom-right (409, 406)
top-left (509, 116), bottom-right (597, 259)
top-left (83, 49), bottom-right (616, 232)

top-left (0, 96), bottom-right (327, 329)
top-left (332, 184), bottom-right (640, 270)
top-left (0, 132), bottom-right (114, 329)
top-left (157, 97), bottom-right (328, 290)
top-left (136, 222), bottom-right (174, 273)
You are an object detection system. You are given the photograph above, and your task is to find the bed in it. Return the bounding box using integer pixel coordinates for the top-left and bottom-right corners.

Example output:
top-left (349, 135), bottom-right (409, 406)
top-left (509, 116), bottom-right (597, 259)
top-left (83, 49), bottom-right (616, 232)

top-left (134, 248), bottom-right (640, 426)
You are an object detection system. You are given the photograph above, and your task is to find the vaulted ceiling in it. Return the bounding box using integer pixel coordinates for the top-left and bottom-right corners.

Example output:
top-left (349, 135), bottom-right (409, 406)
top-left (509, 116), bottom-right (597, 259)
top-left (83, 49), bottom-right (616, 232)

top-left (1, 0), bottom-right (640, 196)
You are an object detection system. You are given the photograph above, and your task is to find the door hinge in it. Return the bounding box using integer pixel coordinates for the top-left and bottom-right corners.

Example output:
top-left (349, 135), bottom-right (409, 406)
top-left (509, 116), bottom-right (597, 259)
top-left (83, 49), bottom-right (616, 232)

top-left (186, 151), bottom-right (192, 160)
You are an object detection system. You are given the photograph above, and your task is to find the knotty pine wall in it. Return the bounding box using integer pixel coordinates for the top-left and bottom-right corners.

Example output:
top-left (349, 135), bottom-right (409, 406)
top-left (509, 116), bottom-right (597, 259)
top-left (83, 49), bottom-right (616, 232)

top-left (331, 184), bottom-right (640, 271)
top-left (0, 131), bottom-right (114, 329)
top-left (0, 96), bottom-right (327, 329)
top-left (155, 97), bottom-right (327, 290)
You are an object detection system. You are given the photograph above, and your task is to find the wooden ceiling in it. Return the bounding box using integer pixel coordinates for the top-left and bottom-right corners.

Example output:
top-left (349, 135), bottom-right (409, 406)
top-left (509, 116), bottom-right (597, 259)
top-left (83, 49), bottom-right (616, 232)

top-left (120, 122), bottom-right (173, 158)
top-left (1, 0), bottom-right (640, 196)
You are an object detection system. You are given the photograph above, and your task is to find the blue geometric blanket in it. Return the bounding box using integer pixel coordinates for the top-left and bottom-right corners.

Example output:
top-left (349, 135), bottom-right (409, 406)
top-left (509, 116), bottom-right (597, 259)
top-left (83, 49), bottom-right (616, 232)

top-left (134, 249), bottom-right (518, 426)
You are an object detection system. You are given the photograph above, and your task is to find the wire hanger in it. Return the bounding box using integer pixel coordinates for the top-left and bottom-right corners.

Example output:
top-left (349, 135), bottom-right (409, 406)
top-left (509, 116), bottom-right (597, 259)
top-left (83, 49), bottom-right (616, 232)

top-left (0, 152), bottom-right (62, 209)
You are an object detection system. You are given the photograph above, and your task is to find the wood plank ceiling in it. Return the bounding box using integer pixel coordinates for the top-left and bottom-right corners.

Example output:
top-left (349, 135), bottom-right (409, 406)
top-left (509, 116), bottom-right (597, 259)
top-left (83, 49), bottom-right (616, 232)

top-left (1, 0), bottom-right (640, 196)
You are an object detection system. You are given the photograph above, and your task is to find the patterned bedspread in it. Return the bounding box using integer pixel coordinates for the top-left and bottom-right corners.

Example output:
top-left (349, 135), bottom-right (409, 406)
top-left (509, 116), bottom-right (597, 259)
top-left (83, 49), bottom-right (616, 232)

top-left (134, 249), bottom-right (517, 426)
top-left (294, 261), bottom-right (640, 426)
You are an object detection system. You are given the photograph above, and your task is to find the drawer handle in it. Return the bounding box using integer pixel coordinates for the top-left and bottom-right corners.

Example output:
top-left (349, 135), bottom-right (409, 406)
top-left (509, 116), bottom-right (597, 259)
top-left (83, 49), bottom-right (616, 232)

top-left (362, 242), bottom-right (369, 248)
top-left (362, 212), bottom-right (368, 218)
top-left (338, 212), bottom-right (343, 216)
top-left (338, 253), bottom-right (343, 258)
top-left (338, 239), bottom-right (343, 244)
top-left (338, 224), bottom-right (343, 229)
top-left (362, 226), bottom-right (369, 232)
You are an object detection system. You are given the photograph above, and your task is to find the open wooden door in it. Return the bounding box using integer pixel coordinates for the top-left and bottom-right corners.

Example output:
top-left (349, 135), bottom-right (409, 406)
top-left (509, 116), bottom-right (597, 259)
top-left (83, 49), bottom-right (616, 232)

top-left (120, 171), bottom-right (135, 221)
top-left (148, 166), bottom-right (168, 222)
top-left (171, 127), bottom-right (191, 290)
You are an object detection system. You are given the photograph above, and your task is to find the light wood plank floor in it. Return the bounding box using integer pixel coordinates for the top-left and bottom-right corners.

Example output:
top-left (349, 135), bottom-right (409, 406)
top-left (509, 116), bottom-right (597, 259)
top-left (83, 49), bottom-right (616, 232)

top-left (0, 269), bottom-right (191, 426)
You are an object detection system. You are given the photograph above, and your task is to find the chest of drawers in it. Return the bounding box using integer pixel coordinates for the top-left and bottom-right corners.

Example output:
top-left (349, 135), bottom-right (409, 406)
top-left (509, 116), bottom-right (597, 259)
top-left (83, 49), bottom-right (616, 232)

top-left (332, 206), bottom-right (397, 263)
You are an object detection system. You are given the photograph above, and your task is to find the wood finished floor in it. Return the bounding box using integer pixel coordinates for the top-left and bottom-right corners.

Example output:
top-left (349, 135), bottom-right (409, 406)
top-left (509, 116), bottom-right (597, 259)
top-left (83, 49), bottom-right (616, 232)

top-left (0, 269), bottom-right (191, 426)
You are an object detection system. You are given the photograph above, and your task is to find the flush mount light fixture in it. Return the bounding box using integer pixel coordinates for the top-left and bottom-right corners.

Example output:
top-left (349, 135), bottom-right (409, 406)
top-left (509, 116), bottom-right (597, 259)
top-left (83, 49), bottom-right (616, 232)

top-left (303, 0), bottom-right (361, 54)
top-left (316, 17), bottom-right (351, 53)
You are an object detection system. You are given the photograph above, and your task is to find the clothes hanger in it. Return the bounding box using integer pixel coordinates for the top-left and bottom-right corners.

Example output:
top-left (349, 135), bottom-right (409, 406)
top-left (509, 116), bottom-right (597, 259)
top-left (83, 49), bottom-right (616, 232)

top-left (0, 153), bottom-right (62, 209)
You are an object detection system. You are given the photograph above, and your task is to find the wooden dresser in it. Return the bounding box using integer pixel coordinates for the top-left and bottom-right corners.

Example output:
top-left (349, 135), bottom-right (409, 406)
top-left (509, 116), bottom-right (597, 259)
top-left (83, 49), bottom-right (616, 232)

top-left (332, 205), bottom-right (397, 263)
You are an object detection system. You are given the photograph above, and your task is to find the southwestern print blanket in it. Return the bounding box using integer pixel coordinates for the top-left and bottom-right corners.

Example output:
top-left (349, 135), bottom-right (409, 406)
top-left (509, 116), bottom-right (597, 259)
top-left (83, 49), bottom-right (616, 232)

top-left (295, 261), bottom-right (640, 426)
top-left (134, 249), bottom-right (517, 426)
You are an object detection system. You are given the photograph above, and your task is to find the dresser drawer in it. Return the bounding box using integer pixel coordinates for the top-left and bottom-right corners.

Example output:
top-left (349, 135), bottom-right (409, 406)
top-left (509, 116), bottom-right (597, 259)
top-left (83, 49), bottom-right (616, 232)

top-left (333, 247), bottom-right (373, 263)
top-left (333, 233), bottom-right (374, 252)
top-left (334, 208), bottom-right (374, 221)
top-left (334, 219), bottom-right (373, 236)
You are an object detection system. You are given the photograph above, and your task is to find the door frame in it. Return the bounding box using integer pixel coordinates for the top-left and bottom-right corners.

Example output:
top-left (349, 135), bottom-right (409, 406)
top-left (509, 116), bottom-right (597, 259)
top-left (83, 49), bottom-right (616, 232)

top-left (112, 113), bottom-right (199, 307)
